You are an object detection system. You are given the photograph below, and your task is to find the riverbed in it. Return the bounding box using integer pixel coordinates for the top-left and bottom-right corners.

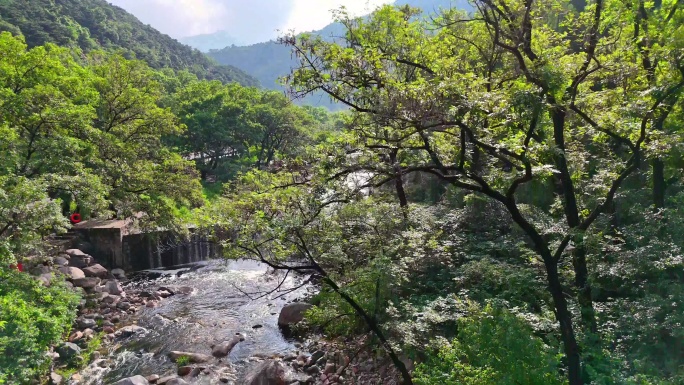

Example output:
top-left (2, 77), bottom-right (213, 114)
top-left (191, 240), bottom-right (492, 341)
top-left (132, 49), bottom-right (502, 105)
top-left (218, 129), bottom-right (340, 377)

top-left (79, 259), bottom-right (314, 384)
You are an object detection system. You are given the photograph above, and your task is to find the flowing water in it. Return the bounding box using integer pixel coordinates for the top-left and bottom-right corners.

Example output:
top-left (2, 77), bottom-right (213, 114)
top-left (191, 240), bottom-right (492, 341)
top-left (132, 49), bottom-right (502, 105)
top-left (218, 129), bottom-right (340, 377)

top-left (80, 259), bottom-right (314, 384)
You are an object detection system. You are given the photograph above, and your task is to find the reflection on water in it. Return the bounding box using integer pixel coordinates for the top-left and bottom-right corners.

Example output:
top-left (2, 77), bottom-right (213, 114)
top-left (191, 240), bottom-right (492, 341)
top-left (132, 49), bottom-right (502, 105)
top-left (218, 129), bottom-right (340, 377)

top-left (81, 259), bottom-right (312, 384)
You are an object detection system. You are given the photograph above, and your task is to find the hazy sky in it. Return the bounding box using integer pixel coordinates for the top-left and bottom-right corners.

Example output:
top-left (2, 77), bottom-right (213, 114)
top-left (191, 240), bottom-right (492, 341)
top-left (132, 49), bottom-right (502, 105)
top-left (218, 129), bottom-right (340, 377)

top-left (107, 0), bottom-right (393, 44)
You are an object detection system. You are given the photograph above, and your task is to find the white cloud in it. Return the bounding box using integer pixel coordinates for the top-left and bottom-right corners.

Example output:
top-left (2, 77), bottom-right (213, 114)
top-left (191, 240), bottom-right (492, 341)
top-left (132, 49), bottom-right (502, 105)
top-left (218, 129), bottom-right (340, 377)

top-left (282, 0), bottom-right (393, 34)
top-left (108, 0), bottom-right (395, 44)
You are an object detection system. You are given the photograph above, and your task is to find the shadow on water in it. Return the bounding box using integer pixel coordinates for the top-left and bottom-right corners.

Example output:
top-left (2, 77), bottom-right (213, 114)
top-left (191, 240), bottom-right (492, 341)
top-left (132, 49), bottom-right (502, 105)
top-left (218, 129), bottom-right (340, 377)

top-left (82, 259), bottom-right (314, 384)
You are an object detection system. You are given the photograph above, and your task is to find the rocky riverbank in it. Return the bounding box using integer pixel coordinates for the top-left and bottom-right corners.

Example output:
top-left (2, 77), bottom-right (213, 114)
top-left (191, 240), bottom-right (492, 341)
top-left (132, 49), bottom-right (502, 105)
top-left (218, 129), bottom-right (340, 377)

top-left (26, 251), bottom-right (403, 385)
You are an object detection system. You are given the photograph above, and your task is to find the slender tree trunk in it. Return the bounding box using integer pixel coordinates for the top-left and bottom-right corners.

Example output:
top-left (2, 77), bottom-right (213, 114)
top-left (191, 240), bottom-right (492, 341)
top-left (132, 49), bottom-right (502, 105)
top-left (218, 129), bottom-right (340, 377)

top-left (652, 158), bottom-right (665, 209)
top-left (322, 277), bottom-right (414, 385)
top-left (545, 260), bottom-right (584, 385)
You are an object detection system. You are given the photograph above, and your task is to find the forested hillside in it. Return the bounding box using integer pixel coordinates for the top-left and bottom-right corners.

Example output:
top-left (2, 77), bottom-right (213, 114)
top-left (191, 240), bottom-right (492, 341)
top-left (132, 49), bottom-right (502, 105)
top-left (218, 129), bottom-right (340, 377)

top-left (0, 0), bottom-right (259, 86)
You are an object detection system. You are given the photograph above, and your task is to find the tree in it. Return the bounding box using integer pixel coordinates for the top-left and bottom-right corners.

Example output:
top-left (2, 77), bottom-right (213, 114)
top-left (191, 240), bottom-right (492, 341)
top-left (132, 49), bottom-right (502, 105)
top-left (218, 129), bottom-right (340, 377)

top-left (0, 32), bottom-right (203, 254)
top-left (283, 2), bottom-right (684, 384)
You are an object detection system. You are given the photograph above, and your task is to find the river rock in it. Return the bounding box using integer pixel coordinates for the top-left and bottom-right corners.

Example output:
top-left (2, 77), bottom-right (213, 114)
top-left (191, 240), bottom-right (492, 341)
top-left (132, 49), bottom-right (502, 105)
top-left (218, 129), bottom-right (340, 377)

top-left (168, 351), bottom-right (212, 363)
top-left (117, 325), bottom-right (146, 337)
top-left (73, 277), bottom-right (100, 288)
top-left (244, 359), bottom-right (287, 385)
top-left (145, 375), bottom-right (160, 383)
top-left (66, 250), bottom-right (93, 268)
top-left (54, 256), bottom-right (69, 266)
top-left (166, 380), bottom-right (188, 385)
top-left (117, 300), bottom-right (132, 310)
top-left (49, 371), bottom-right (63, 384)
top-left (111, 375), bottom-right (150, 385)
top-left (177, 365), bottom-right (193, 375)
top-left (65, 249), bottom-right (87, 257)
top-left (277, 303), bottom-right (312, 326)
top-left (112, 268), bottom-right (126, 279)
top-left (102, 294), bottom-right (119, 304)
top-left (212, 334), bottom-right (245, 357)
top-left (156, 376), bottom-right (177, 385)
top-left (38, 273), bottom-right (52, 286)
top-left (105, 280), bottom-right (124, 295)
top-left (59, 266), bottom-right (85, 280)
top-left (83, 264), bottom-right (108, 278)
top-left (76, 317), bottom-right (96, 329)
top-left (68, 331), bottom-right (83, 342)
top-left (172, 286), bottom-right (194, 295)
top-left (31, 264), bottom-right (51, 276)
top-left (57, 342), bottom-right (81, 360)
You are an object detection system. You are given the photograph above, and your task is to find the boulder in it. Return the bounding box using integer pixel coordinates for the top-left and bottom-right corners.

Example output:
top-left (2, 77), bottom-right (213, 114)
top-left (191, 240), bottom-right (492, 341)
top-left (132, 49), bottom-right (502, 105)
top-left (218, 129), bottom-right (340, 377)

top-left (168, 351), bottom-right (212, 363)
top-left (73, 277), bottom-right (100, 288)
top-left (166, 379), bottom-right (188, 385)
top-left (65, 249), bottom-right (87, 257)
top-left (277, 303), bottom-right (312, 326)
top-left (54, 256), bottom-right (69, 266)
top-left (65, 250), bottom-right (93, 268)
top-left (244, 360), bottom-right (287, 385)
top-left (111, 375), bottom-right (150, 385)
top-left (58, 266), bottom-right (85, 280)
top-left (145, 375), bottom-right (160, 383)
top-left (105, 280), bottom-right (124, 295)
top-left (56, 342), bottom-right (81, 360)
top-left (83, 264), bottom-right (108, 278)
top-left (111, 268), bottom-right (126, 279)
top-left (76, 317), bottom-right (97, 329)
top-left (212, 334), bottom-right (245, 357)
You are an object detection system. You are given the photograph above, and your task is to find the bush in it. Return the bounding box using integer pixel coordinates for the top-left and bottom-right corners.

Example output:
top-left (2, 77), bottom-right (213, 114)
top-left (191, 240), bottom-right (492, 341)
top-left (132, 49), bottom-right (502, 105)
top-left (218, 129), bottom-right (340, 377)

top-left (0, 269), bottom-right (80, 384)
top-left (414, 304), bottom-right (564, 385)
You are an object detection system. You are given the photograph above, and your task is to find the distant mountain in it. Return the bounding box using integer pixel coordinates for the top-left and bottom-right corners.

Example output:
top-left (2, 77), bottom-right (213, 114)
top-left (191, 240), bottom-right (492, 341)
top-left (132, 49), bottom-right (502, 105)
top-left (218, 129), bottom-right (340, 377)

top-left (179, 30), bottom-right (243, 52)
top-left (208, 0), bottom-right (472, 110)
top-left (0, 0), bottom-right (259, 87)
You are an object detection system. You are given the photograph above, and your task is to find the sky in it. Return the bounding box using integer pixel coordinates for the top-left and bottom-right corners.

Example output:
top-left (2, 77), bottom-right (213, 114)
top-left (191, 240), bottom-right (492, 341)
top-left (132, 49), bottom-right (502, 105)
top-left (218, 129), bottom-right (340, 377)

top-left (107, 0), bottom-right (393, 44)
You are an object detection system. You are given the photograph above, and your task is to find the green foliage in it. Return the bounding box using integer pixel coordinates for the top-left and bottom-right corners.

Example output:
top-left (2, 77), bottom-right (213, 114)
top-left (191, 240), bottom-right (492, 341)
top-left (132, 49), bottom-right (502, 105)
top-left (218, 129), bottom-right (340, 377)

top-left (414, 305), bottom-right (564, 385)
top-left (0, 269), bottom-right (80, 383)
top-left (168, 79), bottom-right (337, 183)
top-left (0, 32), bottom-right (204, 252)
top-left (176, 355), bottom-right (190, 367)
top-left (0, 0), bottom-right (258, 86)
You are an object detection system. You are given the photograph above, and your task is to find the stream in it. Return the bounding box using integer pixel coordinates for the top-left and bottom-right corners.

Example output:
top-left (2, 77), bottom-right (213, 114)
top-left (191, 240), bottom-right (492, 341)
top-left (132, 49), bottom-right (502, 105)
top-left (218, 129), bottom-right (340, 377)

top-left (79, 259), bottom-right (314, 384)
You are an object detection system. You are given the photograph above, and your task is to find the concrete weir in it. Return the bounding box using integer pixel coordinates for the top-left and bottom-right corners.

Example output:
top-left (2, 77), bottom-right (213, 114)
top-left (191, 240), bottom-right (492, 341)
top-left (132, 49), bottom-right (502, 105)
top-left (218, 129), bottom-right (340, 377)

top-left (73, 218), bottom-right (218, 271)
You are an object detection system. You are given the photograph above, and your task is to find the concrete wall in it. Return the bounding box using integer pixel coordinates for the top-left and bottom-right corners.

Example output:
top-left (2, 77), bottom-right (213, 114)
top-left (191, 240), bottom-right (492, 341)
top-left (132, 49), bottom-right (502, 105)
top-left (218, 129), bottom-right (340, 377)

top-left (76, 227), bottom-right (218, 271)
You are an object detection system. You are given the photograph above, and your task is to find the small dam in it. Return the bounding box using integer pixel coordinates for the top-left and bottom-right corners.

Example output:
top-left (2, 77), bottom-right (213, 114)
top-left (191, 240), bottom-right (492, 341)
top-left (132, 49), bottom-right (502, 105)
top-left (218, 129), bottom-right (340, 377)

top-left (72, 217), bottom-right (219, 271)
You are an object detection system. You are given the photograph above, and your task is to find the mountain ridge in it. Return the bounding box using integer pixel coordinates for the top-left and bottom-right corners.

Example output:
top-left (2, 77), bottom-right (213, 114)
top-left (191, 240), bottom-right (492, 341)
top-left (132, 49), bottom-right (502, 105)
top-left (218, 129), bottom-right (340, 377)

top-left (0, 0), bottom-right (259, 86)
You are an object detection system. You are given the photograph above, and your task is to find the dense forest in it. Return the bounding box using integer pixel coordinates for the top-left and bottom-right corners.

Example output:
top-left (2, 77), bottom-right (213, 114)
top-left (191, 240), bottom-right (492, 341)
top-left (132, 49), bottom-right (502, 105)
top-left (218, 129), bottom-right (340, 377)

top-left (0, 0), bottom-right (258, 86)
top-left (1, 0), bottom-right (684, 384)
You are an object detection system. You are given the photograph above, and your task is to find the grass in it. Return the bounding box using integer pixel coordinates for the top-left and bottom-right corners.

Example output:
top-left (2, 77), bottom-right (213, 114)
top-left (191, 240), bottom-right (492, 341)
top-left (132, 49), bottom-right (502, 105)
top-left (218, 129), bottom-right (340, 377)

top-left (176, 355), bottom-right (190, 367)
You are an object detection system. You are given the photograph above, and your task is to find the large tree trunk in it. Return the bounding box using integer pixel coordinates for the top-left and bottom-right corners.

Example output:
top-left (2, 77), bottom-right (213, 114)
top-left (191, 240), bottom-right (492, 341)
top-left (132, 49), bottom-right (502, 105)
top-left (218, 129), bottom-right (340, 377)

top-left (551, 108), bottom-right (598, 338)
top-left (545, 261), bottom-right (584, 385)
